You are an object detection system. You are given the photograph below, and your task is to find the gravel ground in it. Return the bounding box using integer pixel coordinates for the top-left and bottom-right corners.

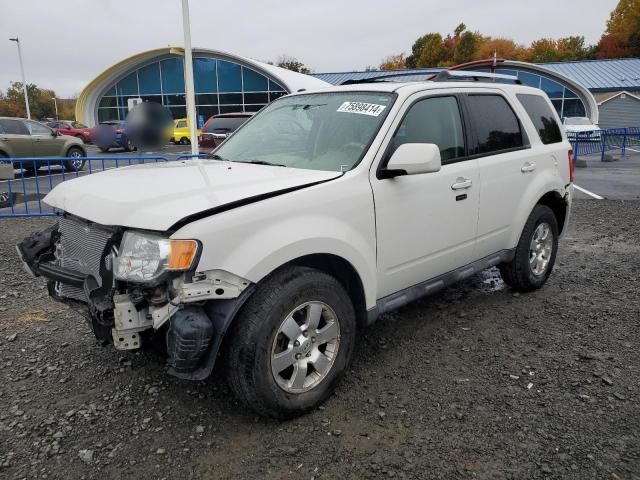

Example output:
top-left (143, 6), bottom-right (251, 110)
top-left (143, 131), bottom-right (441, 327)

top-left (1, 200), bottom-right (639, 480)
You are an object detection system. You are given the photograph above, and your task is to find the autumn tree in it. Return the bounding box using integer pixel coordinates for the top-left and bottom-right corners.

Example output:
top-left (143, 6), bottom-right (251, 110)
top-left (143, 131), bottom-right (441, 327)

top-left (0, 82), bottom-right (58, 119)
top-left (276, 55), bottom-right (311, 74)
top-left (379, 53), bottom-right (406, 70)
top-left (475, 37), bottom-right (528, 61)
top-left (597, 0), bottom-right (640, 57)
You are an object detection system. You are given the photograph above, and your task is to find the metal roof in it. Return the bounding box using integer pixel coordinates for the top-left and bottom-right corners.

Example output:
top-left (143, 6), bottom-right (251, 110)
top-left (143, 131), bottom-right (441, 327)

top-left (540, 59), bottom-right (640, 92)
top-left (311, 58), bottom-right (640, 92)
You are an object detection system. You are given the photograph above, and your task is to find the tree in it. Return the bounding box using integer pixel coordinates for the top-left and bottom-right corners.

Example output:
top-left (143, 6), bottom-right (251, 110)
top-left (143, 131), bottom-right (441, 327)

top-left (0, 82), bottom-right (58, 119)
top-left (596, 0), bottom-right (640, 58)
top-left (379, 53), bottom-right (406, 70)
top-left (475, 37), bottom-right (528, 61)
top-left (454, 31), bottom-right (478, 63)
top-left (417, 33), bottom-right (445, 67)
top-left (527, 38), bottom-right (562, 62)
top-left (276, 55), bottom-right (311, 74)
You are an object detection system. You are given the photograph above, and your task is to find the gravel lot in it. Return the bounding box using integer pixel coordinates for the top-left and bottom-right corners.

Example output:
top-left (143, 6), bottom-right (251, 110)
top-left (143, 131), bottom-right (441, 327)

top-left (1, 200), bottom-right (639, 480)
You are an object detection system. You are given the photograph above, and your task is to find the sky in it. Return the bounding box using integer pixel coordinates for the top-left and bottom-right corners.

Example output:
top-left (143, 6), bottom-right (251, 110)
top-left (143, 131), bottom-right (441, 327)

top-left (0, 0), bottom-right (619, 98)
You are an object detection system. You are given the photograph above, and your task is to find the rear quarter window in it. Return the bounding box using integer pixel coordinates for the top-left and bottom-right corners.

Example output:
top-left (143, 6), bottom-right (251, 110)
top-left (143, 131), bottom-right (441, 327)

top-left (517, 94), bottom-right (563, 145)
top-left (465, 94), bottom-right (524, 155)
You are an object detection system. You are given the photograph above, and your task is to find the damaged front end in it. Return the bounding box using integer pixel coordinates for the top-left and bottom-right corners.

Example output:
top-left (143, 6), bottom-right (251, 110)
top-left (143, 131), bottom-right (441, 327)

top-left (17, 215), bottom-right (251, 381)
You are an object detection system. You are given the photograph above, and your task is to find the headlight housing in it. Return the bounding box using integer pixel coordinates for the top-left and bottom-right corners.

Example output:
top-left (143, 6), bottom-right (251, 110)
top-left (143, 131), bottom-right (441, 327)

top-left (114, 231), bottom-right (199, 283)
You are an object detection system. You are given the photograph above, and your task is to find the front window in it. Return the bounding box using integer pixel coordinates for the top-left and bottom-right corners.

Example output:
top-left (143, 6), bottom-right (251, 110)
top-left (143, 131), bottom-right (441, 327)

top-left (213, 92), bottom-right (395, 172)
top-left (564, 117), bottom-right (592, 126)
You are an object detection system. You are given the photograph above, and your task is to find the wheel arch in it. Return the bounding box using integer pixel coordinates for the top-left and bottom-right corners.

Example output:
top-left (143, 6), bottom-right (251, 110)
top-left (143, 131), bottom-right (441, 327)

top-left (536, 190), bottom-right (568, 234)
top-left (65, 143), bottom-right (87, 156)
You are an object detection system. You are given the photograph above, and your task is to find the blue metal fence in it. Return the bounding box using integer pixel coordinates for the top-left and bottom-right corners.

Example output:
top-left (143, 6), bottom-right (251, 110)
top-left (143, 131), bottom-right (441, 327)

top-left (571, 127), bottom-right (640, 161)
top-left (0, 154), bottom-right (207, 218)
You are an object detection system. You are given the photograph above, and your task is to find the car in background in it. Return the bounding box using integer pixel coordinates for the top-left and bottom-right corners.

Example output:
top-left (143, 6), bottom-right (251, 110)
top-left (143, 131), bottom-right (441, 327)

top-left (563, 117), bottom-right (601, 141)
top-left (92, 120), bottom-right (136, 152)
top-left (0, 117), bottom-right (86, 172)
top-left (199, 113), bottom-right (253, 149)
top-left (46, 120), bottom-right (92, 144)
top-left (169, 118), bottom-right (201, 145)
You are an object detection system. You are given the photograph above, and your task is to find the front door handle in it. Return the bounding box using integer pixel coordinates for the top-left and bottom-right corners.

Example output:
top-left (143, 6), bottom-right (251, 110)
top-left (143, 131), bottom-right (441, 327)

top-left (451, 177), bottom-right (472, 190)
top-left (521, 161), bottom-right (537, 173)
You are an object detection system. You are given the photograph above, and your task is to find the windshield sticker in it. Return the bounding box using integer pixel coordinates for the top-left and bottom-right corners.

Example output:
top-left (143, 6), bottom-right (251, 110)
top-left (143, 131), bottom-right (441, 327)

top-left (337, 101), bottom-right (386, 117)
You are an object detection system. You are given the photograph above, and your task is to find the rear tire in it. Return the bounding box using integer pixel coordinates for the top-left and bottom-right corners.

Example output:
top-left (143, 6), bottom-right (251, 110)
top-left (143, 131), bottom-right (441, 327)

top-left (225, 266), bottom-right (356, 419)
top-left (64, 147), bottom-right (86, 172)
top-left (179, 137), bottom-right (190, 145)
top-left (499, 204), bottom-right (559, 292)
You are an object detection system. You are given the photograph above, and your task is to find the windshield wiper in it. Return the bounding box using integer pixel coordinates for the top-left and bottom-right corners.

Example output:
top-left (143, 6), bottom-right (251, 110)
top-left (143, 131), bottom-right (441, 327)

top-left (242, 160), bottom-right (287, 167)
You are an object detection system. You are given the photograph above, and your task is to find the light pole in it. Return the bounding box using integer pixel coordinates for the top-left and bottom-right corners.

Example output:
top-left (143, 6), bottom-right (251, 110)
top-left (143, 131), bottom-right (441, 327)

top-left (9, 37), bottom-right (31, 120)
top-left (180, 0), bottom-right (199, 156)
top-left (52, 97), bottom-right (58, 120)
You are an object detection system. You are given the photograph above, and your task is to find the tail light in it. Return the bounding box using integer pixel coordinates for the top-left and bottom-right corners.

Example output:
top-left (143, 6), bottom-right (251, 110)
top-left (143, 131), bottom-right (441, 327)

top-left (115, 128), bottom-right (124, 134)
top-left (568, 149), bottom-right (575, 183)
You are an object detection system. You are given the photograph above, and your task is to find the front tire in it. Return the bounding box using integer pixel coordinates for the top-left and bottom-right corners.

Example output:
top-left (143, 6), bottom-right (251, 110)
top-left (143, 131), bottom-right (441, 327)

top-left (499, 204), bottom-right (559, 292)
top-left (225, 266), bottom-right (356, 419)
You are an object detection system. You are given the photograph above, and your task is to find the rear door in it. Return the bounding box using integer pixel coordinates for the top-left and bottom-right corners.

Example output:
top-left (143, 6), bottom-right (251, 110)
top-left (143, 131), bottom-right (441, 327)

top-left (371, 93), bottom-right (480, 297)
top-left (463, 91), bottom-right (540, 258)
top-left (0, 119), bottom-right (33, 158)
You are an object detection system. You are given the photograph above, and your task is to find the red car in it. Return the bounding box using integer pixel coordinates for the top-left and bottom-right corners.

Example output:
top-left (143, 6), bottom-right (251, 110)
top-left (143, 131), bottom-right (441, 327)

top-left (199, 113), bottom-right (253, 149)
top-left (46, 120), bottom-right (92, 144)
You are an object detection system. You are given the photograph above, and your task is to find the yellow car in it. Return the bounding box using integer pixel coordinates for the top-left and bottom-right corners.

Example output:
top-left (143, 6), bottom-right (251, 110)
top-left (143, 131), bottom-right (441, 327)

top-left (169, 118), bottom-right (201, 145)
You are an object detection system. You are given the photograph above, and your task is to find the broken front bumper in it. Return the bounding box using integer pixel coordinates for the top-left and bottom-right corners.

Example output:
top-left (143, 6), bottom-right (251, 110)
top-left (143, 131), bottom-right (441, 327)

top-left (17, 216), bottom-right (252, 381)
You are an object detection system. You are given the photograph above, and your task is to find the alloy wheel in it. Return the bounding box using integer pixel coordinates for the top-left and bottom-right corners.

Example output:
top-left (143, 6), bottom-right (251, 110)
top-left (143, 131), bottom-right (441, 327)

top-left (270, 301), bottom-right (341, 394)
top-left (529, 222), bottom-right (553, 276)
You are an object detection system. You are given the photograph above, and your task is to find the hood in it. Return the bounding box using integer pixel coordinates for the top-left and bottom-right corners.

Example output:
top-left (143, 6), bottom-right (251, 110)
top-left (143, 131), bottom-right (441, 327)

top-left (44, 160), bottom-right (341, 231)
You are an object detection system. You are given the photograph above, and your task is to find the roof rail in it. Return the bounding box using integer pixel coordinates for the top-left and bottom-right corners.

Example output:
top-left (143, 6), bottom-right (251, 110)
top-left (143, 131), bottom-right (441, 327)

top-left (430, 70), bottom-right (522, 84)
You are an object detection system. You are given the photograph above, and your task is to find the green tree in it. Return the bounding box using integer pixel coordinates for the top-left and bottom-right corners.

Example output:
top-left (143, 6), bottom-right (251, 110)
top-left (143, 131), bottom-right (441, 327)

top-left (417, 33), bottom-right (445, 67)
top-left (454, 31), bottom-right (478, 63)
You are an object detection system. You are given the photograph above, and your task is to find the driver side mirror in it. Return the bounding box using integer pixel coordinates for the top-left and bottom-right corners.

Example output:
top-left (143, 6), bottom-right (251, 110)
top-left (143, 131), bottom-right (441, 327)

top-left (51, 129), bottom-right (58, 137)
top-left (379, 143), bottom-right (442, 179)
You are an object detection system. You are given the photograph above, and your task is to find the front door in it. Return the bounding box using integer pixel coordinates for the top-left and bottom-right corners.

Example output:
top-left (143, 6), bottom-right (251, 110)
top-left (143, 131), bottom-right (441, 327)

top-left (371, 94), bottom-right (480, 298)
top-left (26, 120), bottom-right (61, 158)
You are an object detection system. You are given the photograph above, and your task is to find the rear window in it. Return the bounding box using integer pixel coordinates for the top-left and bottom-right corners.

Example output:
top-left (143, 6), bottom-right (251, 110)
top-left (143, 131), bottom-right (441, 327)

top-left (72, 122), bottom-right (87, 129)
top-left (204, 116), bottom-right (248, 133)
top-left (0, 119), bottom-right (29, 135)
top-left (466, 95), bottom-right (524, 155)
top-left (517, 94), bottom-right (562, 145)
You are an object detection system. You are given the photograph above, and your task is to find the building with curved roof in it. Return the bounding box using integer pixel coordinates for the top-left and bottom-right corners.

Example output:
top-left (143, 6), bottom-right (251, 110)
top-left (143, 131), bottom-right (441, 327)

top-left (76, 47), bottom-right (329, 126)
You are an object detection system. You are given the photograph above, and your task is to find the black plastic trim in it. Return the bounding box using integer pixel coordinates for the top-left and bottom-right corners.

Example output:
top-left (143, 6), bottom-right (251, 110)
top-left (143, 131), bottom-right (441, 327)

top-left (371, 249), bottom-right (515, 321)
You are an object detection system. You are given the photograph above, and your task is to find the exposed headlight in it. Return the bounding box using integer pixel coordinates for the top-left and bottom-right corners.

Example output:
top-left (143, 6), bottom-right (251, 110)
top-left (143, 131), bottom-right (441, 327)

top-left (114, 231), bottom-right (199, 282)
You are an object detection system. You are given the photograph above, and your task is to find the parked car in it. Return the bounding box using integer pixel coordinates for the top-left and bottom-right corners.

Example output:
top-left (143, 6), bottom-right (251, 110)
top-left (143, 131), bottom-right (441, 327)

top-left (0, 117), bottom-right (86, 172)
top-left (169, 118), bottom-right (201, 145)
top-left (17, 77), bottom-right (573, 419)
top-left (199, 112), bottom-right (253, 148)
top-left (563, 116), bottom-right (601, 141)
top-left (92, 120), bottom-right (136, 152)
top-left (46, 120), bottom-right (92, 144)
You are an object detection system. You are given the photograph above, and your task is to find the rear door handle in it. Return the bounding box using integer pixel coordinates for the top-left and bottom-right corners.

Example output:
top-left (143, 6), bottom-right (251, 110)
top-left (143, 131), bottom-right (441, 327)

top-left (521, 161), bottom-right (537, 173)
top-left (451, 177), bottom-right (472, 190)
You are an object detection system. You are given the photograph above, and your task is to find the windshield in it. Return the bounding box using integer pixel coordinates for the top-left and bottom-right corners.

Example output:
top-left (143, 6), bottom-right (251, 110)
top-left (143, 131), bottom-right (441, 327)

top-left (213, 92), bottom-right (395, 172)
top-left (565, 117), bottom-right (592, 126)
top-left (204, 116), bottom-right (249, 133)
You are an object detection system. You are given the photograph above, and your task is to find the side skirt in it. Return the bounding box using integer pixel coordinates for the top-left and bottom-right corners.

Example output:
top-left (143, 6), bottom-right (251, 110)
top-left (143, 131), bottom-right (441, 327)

top-left (367, 249), bottom-right (514, 324)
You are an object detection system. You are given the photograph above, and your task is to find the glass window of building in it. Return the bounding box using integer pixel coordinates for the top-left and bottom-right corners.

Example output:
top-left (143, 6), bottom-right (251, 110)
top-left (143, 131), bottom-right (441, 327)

top-left (96, 55), bottom-right (289, 123)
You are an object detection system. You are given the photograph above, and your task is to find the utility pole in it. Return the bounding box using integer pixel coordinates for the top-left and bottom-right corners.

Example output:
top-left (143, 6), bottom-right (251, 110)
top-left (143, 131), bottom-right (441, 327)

top-left (9, 37), bottom-right (31, 119)
top-left (53, 97), bottom-right (58, 120)
top-left (180, 0), bottom-right (199, 156)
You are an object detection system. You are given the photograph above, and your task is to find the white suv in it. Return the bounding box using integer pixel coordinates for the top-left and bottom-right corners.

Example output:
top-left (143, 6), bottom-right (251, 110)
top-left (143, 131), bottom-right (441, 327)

top-left (18, 76), bottom-right (574, 418)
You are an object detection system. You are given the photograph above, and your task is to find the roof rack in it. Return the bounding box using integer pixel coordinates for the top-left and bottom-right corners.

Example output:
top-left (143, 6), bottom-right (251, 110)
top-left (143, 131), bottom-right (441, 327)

top-left (429, 70), bottom-right (522, 84)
